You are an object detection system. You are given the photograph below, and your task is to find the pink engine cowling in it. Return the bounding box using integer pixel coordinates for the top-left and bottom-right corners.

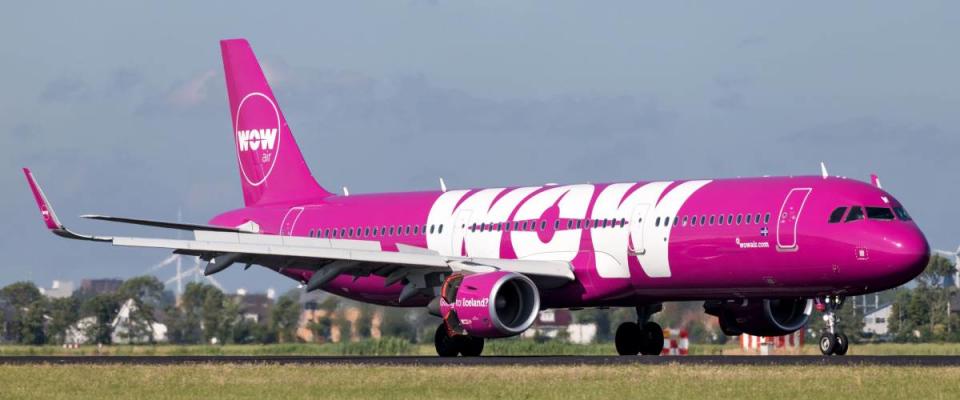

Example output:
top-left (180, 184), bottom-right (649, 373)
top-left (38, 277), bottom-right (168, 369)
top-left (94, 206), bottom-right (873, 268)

top-left (437, 271), bottom-right (540, 338)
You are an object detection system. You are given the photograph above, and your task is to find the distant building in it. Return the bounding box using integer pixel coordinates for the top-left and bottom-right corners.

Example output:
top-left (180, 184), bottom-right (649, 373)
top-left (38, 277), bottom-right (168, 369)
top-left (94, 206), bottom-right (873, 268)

top-left (65, 298), bottom-right (168, 344)
top-left (522, 309), bottom-right (597, 344)
top-left (863, 303), bottom-right (893, 336)
top-left (232, 293), bottom-right (272, 323)
top-left (38, 280), bottom-right (74, 298)
top-left (78, 279), bottom-right (123, 296)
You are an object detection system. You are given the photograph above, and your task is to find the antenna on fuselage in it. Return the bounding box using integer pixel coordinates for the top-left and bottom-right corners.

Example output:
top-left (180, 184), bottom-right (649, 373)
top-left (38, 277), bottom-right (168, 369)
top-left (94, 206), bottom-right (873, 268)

top-left (439, 177), bottom-right (447, 193)
top-left (342, 186), bottom-right (350, 196)
top-left (820, 162), bottom-right (829, 179)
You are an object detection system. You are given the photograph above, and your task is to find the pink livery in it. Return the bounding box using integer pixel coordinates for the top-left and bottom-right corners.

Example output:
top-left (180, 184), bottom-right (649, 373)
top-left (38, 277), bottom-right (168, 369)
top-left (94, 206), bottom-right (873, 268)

top-left (23, 39), bottom-right (928, 357)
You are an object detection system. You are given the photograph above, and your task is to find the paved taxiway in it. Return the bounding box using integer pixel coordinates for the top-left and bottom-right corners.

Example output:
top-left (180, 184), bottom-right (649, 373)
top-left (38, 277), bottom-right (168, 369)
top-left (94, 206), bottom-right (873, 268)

top-left (0, 356), bottom-right (958, 366)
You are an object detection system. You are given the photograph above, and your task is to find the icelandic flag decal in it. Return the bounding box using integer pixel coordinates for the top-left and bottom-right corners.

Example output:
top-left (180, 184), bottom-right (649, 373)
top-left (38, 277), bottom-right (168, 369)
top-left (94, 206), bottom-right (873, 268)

top-left (760, 227), bottom-right (769, 237)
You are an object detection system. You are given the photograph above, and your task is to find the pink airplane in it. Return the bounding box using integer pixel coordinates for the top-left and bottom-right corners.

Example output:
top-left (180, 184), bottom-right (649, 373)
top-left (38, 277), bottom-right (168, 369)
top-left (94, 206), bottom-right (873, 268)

top-left (24, 39), bottom-right (928, 357)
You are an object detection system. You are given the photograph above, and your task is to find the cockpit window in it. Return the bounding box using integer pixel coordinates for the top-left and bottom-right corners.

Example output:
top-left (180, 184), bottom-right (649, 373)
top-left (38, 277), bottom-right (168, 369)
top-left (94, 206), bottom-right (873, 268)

top-left (845, 206), bottom-right (864, 222)
top-left (893, 206), bottom-right (911, 221)
top-left (828, 207), bottom-right (847, 223)
top-left (866, 207), bottom-right (895, 220)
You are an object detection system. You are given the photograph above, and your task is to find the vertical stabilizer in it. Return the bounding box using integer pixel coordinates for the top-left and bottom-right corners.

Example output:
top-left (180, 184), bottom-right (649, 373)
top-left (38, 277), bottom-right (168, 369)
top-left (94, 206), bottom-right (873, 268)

top-left (221, 39), bottom-right (332, 206)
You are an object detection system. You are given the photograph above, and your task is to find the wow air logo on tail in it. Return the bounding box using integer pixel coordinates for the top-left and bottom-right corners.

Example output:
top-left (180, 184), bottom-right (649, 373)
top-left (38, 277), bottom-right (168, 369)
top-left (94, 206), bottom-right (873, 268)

top-left (235, 92), bottom-right (281, 186)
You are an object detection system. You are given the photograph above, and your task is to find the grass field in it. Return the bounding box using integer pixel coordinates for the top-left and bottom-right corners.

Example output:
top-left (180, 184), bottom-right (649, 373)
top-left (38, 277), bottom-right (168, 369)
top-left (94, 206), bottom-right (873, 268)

top-left (0, 363), bottom-right (957, 400)
top-left (4, 341), bottom-right (960, 356)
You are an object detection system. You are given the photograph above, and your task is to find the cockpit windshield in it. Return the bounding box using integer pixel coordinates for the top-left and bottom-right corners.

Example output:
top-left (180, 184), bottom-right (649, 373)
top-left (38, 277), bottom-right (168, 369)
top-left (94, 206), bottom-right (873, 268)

top-left (893, 206), bottom-right (912, 221)
top-left (845, 206), bottom-right (864, 222)
top-left (866, 207), bottom-right (895, 220)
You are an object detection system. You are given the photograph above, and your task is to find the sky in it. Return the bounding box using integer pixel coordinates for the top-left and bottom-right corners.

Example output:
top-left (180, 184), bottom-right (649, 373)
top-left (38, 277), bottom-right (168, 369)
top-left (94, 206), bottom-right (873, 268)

top-left (1, 1), bottom-right (958, 294)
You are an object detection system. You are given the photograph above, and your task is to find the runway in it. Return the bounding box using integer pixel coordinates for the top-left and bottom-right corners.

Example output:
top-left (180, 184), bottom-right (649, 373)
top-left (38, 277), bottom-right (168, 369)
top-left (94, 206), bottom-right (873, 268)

top-left (1, 355), bottom-right (959, 366)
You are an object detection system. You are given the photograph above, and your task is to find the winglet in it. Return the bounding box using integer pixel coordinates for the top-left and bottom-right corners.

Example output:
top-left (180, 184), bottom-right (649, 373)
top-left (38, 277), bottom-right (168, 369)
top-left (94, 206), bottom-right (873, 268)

top-left (23, 168), bottom-right (64, 230)
top-left (22, 168), bottom-right (110, 242)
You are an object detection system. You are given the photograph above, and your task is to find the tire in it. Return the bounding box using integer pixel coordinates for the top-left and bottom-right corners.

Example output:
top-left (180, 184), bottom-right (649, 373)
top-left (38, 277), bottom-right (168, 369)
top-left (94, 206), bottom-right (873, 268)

top-left (434, 324), bottom-right (460, 357)
top-left (819, 333), bottom-right (837, 356)
top-left (459, 336), bottom-right (485, 357)
top-left (615, 322), bottom-right (642, 355)
top-left (834, 332), bottom-right (849, 356)
top-left (640, 322), bottom-right (664, 356)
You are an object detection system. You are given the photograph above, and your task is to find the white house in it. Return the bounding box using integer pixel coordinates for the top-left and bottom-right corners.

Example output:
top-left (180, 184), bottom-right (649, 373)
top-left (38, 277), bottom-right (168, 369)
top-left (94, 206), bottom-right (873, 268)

top-left (863, 303), bottom-right (892, 336)
top-left (64, 298), bottom-right (167, 344)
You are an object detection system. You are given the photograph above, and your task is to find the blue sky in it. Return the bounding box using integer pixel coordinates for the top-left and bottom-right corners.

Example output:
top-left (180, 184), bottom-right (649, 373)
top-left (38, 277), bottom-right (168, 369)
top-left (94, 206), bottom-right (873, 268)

top-left (1, 1), bottom-right (957, 293)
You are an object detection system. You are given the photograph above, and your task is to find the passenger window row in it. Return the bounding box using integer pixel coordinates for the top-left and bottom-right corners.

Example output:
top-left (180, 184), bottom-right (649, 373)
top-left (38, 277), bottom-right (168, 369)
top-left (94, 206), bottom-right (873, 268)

top-left (656, 212), bottom-right (772, 228)
top-left (308, 224), bottom-right (444, 239)
top-left (468, 218), bottom-right (628, 233)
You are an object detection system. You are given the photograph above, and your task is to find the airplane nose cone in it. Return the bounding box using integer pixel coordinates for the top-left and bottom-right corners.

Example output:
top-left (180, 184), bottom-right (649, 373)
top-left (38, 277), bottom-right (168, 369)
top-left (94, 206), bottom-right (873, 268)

top-left (883, 227), bottom-right (930, 284)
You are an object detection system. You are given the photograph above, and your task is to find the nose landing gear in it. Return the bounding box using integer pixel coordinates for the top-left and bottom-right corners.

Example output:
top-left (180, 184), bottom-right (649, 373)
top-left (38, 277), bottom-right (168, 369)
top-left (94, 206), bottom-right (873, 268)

top-left (817, 296), bottom-right (849, 356)
top-left (615, 304), bottom-right (664, 356)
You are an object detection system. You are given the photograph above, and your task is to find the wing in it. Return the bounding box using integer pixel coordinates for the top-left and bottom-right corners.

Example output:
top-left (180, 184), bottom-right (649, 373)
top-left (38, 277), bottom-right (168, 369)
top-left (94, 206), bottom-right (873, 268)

top-left (23, 168), bottom-right (575, 302)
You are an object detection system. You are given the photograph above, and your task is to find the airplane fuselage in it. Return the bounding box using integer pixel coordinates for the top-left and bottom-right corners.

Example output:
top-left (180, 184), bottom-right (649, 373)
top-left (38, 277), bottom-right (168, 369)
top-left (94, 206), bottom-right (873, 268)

top-left (208, 175), bottom-right (929, 308)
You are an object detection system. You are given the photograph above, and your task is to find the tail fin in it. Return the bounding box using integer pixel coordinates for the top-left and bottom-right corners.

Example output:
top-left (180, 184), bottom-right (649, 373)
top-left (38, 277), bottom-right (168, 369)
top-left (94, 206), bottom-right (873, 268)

top-left (220, 38), bottom-right (332, 206)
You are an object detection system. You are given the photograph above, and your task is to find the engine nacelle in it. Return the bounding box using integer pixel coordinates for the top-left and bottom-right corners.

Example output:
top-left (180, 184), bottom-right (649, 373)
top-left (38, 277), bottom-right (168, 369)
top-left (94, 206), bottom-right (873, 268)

top-left (704, 298), bottom-right (813, 337)
top-left (435, 271), bottom-right (540, 338)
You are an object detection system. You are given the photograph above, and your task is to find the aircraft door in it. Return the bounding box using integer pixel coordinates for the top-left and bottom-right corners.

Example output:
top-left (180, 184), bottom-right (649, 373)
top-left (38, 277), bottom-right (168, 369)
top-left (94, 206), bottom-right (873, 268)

top-left (776, 188), bottom-right (812, 251)
top-left (451, 209), bottom-right (473, 256)
top-left (280, 207), bottom-right (304, 236)
top-left (628, 203), bottom-right (650, 255)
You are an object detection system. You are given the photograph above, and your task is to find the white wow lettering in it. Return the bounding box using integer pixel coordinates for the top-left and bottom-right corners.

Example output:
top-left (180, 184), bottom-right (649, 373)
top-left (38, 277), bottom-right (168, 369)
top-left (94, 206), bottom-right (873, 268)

top-left (237, 128), bottom-right (278, 152)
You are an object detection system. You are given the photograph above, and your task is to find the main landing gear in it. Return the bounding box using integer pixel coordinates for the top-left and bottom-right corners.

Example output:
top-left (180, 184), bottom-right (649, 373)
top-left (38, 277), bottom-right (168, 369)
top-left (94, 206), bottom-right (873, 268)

top-left (434, 324), bottom-right (485, 357)
top-left (817, 296), bottom-right (849, 356)
top-left (615, 304), bottom-right (664, 356)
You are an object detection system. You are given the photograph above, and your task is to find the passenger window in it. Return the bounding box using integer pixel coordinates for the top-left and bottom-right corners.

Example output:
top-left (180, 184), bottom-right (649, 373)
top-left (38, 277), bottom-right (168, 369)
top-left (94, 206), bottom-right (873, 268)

top-left (846, 206), bottom-right (865, 222)
top-left (621, 218), bottom-right (627, 227)
top-left (389, 227), bottom-right (395, 236)
top-left (540, 221), bottom-right (547, 231)
top-left (866, 207), bottom-right (895, 220)
top-left (655, 217), bottom-right (661, 227)
top-left (690, 215), bottom-right (697, 226)
top-left (405, 225), bottom-right (411, 235)
top-left (745, 214), bottom-right (752, 224)
top-left (430, 225), bottom-right (435, 234)
top-left (553, 220), bottom-right (560, 230)
top-left (324, 229), bottom-right (330, 237)
top-left (497, 223), bottom-right (502, 232)
top-left (673, 217), bottom-right (679, 227)
top-left (365, 227), bottom-right (371, 237)
top-left (682, 216), bottom-right (688, 226)
top-left (309, 229), bottom-right (314, 237)
top-left (893, 206), bottom-right (912, 221)
top-left (664, 217), bottom-right (670, 226)
top-left (413, 226), bottom-right (419, 235)
top-left (755, 213), bottom-right (761, 224)
top-left (716, 215), bottom-right (723, 226)
top-left (727, 214), bottom-right (733, 225)
top-left (828, 207), bottom-right (847, 223)
top-left (700, 216), bottom-right (706, 226)
top-left (438, 224), bottom-right (444, 234)
top-left (764, 213), bottom-right (771, 224)
top-left (576, 220), bottom-right (582, 229)
top-left (736, 214), bottom-right (742, 225)
top-left (567, 220), bottom-right (574, 229)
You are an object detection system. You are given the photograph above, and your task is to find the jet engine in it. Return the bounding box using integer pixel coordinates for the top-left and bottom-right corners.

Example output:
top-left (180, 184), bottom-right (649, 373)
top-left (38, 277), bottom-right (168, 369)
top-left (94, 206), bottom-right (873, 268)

top-left (431, 271), bottom-right (540, 338)
top-left (704, 298), bottom-right (813, 337)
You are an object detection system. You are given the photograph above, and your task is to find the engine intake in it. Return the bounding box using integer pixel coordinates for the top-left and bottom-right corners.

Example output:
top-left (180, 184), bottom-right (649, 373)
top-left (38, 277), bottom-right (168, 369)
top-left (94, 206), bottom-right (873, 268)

top-left (705, 298), bottom-right (813, 337)
top-left (435, 271), bottom-right (540, 338)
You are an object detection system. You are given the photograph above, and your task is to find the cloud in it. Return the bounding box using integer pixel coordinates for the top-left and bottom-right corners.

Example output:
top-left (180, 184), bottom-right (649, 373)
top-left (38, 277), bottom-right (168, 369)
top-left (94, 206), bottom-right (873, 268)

top-left (38, 75), bottom-right (89, 104)
top-left (166, 69), bottom-right (218, 107)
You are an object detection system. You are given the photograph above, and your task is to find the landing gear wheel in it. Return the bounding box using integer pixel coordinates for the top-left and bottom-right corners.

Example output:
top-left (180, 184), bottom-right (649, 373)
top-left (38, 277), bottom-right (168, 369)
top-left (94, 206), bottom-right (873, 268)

top-left (615, 322), bottom-right (642, 355)
top-left (434, 324), bottom-right (460, 357)
top-left (819, 333), bottom-right (837, 355)
top-left (639, 322), bottom-right (664, 356)
top-left (459, 336), bottom-right (485, 357)
top-left (834, 332), bottom-right (849, 356)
